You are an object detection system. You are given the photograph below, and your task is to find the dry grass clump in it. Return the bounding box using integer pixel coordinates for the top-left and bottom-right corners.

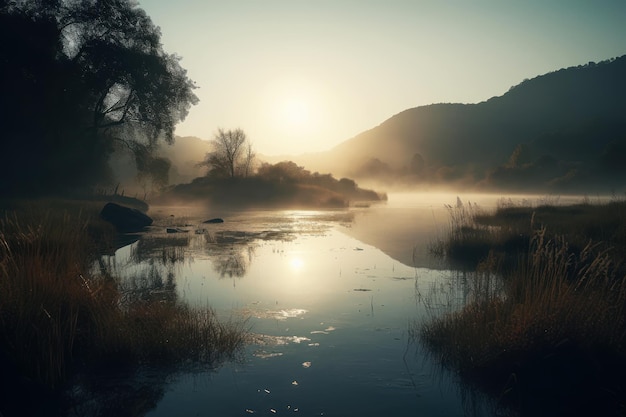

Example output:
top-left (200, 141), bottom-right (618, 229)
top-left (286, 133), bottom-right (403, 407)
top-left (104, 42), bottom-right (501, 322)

top-left (0, 205), bottom-right (248, 391)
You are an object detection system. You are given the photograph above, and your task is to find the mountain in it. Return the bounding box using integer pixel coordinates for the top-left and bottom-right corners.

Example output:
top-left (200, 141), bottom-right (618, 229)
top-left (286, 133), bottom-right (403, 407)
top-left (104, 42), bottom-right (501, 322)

top-left (297, 55), bottom-right (626, 193)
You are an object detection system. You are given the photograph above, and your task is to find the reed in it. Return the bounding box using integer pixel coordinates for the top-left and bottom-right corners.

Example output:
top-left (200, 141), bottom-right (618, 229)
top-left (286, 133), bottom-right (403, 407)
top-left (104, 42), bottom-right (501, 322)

top-left (429, 198), bottom-right (508, 268)
top-left (421, 230), bottom-right (626, 373)
top-left (432, 197), bottom-right (626, 268)
top-left (0, 203), bottom-right (248, 390)
top-left (0, 210), bottom-right (109, 387)
top-left (103, 302), bottom-right (248, 365)
top-left (419, 199), bottom-right (626, 414)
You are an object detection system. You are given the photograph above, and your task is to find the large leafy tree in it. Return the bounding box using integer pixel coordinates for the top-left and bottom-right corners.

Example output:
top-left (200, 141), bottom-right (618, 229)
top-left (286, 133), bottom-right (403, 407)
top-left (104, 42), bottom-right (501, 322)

top-left (0, 0), bottom-right (197, 195)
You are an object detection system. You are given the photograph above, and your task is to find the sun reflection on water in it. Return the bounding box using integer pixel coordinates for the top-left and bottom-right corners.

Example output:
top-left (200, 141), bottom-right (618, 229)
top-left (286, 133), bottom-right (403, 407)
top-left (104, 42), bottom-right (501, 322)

top-left (288, 256), bottom-right (304, 272)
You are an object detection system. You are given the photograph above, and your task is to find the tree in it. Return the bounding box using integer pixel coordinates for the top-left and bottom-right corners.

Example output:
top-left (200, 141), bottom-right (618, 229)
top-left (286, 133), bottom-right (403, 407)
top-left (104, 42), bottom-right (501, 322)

top-left (257, 161), bottom-right (309, 182)
top-left (409, 153), bottom-right (425, 175)
top-left (200, 128), bottom-right (255, 178)
top-left (0, 0), bottom-right (197, 195)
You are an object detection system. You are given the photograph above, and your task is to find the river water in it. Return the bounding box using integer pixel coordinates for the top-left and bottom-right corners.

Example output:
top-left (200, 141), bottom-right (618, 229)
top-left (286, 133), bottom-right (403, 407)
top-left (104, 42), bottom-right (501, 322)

top-left (82, 192), bottom-right (580, 417)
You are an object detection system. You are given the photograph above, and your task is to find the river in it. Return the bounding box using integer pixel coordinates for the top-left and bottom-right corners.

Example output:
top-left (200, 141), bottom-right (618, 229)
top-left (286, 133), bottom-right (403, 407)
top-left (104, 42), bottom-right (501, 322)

top-left (74, 192), bottom-right (588, 417)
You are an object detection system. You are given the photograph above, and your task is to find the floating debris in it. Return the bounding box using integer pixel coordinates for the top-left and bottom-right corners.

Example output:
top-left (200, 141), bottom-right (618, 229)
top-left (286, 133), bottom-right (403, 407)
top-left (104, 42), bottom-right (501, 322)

top-left (302, 361), bottom-right (311, 368)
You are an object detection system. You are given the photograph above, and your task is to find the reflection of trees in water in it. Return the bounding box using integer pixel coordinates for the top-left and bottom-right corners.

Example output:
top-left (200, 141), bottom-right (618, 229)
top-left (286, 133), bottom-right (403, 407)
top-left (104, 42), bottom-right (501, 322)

top-left (130, 235), bottom-right (191, 264)
top-left (119, 264), bottom-right (178, 305)
top-left (212, 244), bottom-right (256, 278)
top-left (204, 230), bottom-right (265, 279)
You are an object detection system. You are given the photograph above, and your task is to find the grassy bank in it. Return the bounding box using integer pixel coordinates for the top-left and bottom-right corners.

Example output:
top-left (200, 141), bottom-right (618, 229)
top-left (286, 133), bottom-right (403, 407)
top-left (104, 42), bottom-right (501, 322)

top-left (430, 198), bottom-right (626, 268)
top-left (0, 201), bottom-right (248, 397)
top-left (420, 198), bottom-right (626, 415)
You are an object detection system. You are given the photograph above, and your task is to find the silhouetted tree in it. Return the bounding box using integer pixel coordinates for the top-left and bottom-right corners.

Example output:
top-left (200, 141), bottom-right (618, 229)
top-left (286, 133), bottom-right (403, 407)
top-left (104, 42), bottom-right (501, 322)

top-left (200, 128), bottom-right (255, 178)
top-left (0, 0), bottom-right (197, 195)
top-left (409, 153), bottom-right (425, 175)
top-left (241, 142), bottom-right (256, 178)
top-left (506, 144), bottom-right (532, 168)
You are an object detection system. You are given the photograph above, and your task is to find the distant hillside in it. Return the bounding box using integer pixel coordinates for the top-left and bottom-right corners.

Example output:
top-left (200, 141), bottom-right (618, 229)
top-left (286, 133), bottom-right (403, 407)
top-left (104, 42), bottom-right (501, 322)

top-left (297, 55), bottom-right (626, 193)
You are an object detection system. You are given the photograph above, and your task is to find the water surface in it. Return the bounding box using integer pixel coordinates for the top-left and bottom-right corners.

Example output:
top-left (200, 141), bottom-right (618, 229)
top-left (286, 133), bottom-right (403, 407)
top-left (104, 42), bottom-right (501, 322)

top-left (92, 193), bottom-right (541, 416)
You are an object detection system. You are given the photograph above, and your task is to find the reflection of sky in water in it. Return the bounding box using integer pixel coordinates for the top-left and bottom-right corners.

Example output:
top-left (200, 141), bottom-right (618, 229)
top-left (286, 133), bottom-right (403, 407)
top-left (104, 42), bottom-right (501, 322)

top-left (107, 206), bottom-right (473, 417)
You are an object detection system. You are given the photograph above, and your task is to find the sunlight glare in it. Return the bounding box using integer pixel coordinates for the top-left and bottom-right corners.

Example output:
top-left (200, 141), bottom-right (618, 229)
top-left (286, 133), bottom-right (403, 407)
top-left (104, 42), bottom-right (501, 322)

top-left (289, 256), bottom-right (305, 272)
top-left (283, 99), bottom-right (309, 127)
top-left (264, 76), bottom-right (330, 145)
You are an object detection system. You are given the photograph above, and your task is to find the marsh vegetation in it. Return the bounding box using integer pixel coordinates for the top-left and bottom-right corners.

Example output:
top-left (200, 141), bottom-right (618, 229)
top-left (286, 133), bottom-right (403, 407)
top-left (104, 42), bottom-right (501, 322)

top-left (0, 201), bottom-right (248, 415)
top-left (419, 197), bottom-right (626, 415)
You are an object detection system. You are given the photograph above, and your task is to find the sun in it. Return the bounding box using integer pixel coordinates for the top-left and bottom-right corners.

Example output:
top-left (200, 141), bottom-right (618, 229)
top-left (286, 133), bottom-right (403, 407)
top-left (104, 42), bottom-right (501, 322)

top-left (260, 76), bottom-right (336, 153)
top-left (282, 98), bottom-right (310, 128)
top-left (265, 77), bottom-right (321, 137)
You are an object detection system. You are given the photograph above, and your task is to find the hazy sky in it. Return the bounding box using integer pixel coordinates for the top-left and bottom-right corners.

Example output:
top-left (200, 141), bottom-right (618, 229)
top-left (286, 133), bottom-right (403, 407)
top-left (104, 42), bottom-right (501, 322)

top-left (138, 0), bottom-right (626, 156)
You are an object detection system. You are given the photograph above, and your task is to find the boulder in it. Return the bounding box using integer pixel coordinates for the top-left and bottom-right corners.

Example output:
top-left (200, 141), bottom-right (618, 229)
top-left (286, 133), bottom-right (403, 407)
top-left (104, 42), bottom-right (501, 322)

top-left (100, 202), bottom-right (153, 232)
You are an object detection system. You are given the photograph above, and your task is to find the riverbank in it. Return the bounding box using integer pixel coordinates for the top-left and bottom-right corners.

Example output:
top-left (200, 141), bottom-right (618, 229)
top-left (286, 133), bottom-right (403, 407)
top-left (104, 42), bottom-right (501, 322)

top-left (0, 199), bottom-right (248, 416)
top-left (419, 198), bottom-right (626, 416)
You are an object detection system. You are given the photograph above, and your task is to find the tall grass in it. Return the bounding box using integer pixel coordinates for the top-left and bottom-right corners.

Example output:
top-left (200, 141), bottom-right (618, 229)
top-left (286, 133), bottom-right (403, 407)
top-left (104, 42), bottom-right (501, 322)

top-left (0, 211), bottom-right (108, 387)
top-left (419, 198), bottom-right (626, 414)
top-left (0, 205), bottom-right (248, 390)
top-left (420, 230), bottom-right (626, 374)
top-left (429, 197), bottom-right (514, 268)
top-left (431, 197), bottom-right (626, 268)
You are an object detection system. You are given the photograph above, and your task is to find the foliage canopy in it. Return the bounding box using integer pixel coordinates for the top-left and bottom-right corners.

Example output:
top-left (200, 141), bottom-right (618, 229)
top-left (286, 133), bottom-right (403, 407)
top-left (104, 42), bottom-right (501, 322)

top-left (0, 0), bottom-right (198, 195)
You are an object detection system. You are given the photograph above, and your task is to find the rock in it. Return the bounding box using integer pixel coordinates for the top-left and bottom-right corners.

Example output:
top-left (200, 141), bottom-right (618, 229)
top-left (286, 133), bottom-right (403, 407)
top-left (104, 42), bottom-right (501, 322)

top-left (203, 218), bottom-right (224, 224)
top-left (100, 202), bottom-right (153, 232)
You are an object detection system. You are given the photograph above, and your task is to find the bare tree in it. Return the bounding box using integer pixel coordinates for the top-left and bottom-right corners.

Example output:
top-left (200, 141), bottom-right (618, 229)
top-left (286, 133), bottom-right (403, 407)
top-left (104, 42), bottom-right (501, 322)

top-left (240, 142), bottom-right (256, 178)
top-left (200, 128), bottom-right (255, 178)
